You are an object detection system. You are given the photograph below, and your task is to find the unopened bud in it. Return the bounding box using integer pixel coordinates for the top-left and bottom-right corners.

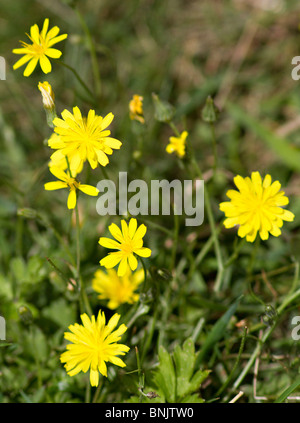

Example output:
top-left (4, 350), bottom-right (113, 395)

top-left (152, 93), bottom-right (175, 123)
top-left (150, 266), bottom-right (173, 282)
top-left (201, 96), bottom-right (219, 123)
top-left (38, 81), bottom-right (56, 128)
top-left (18, 305), bottom-right (33, 325)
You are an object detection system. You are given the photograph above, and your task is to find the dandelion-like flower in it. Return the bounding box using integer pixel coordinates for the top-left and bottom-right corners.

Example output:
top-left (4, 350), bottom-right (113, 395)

top-left (44, 166), bottom-right (98, 209)
top-left (92, 268), bottom-right (144, 309)
top-left (99, 218), bottom-right (152, 277)
top-left (166, 131), bottom-right (188, 158)
top-left (13, 18), bottom-right (67, 76)
top-left (219, 171), bottom-right (295, 242)
top-left (129, 94), bottom-right (145, 124)
top-left (49, 107), bottom-right (122, 174)
top-left (48, 135), bottom-right (83, 177)
top-left (60, 311), bottom-right (130, 387)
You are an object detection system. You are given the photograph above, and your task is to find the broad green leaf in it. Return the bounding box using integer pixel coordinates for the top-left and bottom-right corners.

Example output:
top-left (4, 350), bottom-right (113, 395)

top-left (41, 298), bottom-right (76, 328)
top-left (173, 338), bottom-right (196, 398)
top-left (152, 345), bottom-right (176, 402)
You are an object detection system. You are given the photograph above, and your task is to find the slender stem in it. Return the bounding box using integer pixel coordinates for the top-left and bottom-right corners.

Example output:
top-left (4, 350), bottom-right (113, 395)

top-left (75, 7), bottom-right (102, 98)
top-left (170, 212), bottom-right (180, 270)
top-left (57, 61), bottom-right (95, 100)
top-left (232, 323), bottom-right (274, 392)
top-left (75, 202), bottom-right (92, 316)
top-left (232, 287), bottom-right (300, 392)
top-left (210, 122), bottom-right (218, 176)
top-left (247, 236), bottom-right (260, 277)
top-left (140, 257), bottom-right (148, 295)
top-left (189, 156), bottom-right (224, 292)
top-left (225, 238), bottom-right (246, 268)
top-left (92, 378), bottom-right (105, 403)
top-left (135, 346), bottom-right (144, 403)
top-left (217, 326), bottom-right (248, 397)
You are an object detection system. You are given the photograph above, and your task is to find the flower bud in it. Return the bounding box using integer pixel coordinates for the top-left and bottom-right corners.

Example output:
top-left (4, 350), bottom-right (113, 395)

top-left (201, 95), bottom-right (219, 123)
top-left (38, 81), bottom-right (56, 128)
top-left (152, 93), bottom-right (175, 123)
top-left (18, 305), bottom-right (34, 325)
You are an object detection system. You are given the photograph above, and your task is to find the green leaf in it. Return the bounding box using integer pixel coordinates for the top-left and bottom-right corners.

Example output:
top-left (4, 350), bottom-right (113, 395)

top-left (173, 338), bottom-right (195, 398)
top-left (227, 103), bottom-right (300, 172)
top-left (195, 295), bottom-right (242, 366)
top-left (152, 345), bottom-right (176, 402)
top-left (150, 338), bottom-right (210, 403)
top-left (42, 298), bottom-right (76, 328)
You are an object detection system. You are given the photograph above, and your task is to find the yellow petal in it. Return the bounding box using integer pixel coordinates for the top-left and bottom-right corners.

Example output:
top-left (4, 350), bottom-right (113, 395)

top-left (78, 184), bottom-right (99, 196)
top-left (44, 181), bottom-right (67, 191)
top-left (67, 189), bottom-right (77, 209)
top-left (40, 55), bottom-right (52, 74)
top-left (23, 57), bottom-right (39, 77)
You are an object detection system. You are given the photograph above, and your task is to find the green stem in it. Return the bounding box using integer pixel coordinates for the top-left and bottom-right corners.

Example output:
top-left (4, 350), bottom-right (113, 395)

top-left (247, 236), bottom-right (260, 277)
top-left (57, 61), bottom-right (95, 101)
top-left (92, 378), bottom-right (105, 403)
top-left (210, 122), bottom-right (218, 175)
top-left (217, 326), bottom-right (248, 397)
top-left (75, 203), bottom-right (92, 316)
top-left (135, 346), bottom-right (145, 403)
top-left (75, 7), bottom-right (102, 99)
top-left (225, 238), bottom-right (246, 268)
top-left (232, 287), bottom-right (300, 392)
top-left (170, 212), bottom-right (180, 270)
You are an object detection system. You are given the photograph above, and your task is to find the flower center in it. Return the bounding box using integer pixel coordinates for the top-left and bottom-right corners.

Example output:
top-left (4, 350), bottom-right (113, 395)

top-left (121, 241), bottom-right (134, 255)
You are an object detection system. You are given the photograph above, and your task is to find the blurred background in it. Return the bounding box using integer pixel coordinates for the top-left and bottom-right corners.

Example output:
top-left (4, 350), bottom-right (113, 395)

top-left (1, 0), bottom-right (300, 402)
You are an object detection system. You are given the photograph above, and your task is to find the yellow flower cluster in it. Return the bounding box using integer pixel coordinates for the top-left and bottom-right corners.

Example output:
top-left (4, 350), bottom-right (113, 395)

top-left (12, 19), bottom-right (153, 387)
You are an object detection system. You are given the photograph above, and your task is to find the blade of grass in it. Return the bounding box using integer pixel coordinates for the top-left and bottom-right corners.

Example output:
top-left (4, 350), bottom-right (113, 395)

top-left (274, 376), bottom-right (300, 403)
top-left (227, 102), bottom-right (300, 172)
top-left (195, 295), bottom-right (243, 367)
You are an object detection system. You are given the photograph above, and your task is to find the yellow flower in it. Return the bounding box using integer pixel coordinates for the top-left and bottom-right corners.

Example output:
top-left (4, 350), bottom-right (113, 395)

top-left (92, 268), bottom-right (144, 309)
top-left (99, 218), bottom-right (152, 277)
top-left (38, 81), bottom-right (55, 109)
top-left (60, 311), bottom-right (130, 387)
top-left (49, 107), bottom-right (122, 174)
top-left (48, 134), bottom-right (83, 177)
top-left (13, 18), bottom-right (67, 76)
top-left (166, 130), bottom-right (188, 158)
top-left (129, 94), bottom-right (145, 124)
top-left (219, 171), bottom-right (295, 242)
top-left (44, 166), bottom-right (99, 209)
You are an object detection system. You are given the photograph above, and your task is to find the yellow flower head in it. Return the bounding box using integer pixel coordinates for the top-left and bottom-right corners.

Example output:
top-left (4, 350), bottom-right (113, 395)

top-left (129, 94), bottom-right (145, 124)
top-left (48, 134), bottom-right (83, 177)
top-left (50, 107), bottom-right (122, 174)
top-left (44, 166), bottom-right (99, 209)
top-left (166, 130), bottom-right (188, 158)
top-left (38, 81), bottom-right (55, 110)
top-left (13, 18), bottom-right (68, 76)
top-left (92, 268), bottom-right (144, 309)
top-left (99, 218), bottom-right (152, 277)
top-left (60, 311), bottom-right (130, 387)
top-left (219, 171), bottom-right (295, 242)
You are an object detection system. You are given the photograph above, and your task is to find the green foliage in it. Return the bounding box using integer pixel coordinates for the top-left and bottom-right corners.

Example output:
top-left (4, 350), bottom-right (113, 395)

top-left (1, 0), bottom-right (300, 404)
top-left (130, 339), bottom-right (210, 403)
